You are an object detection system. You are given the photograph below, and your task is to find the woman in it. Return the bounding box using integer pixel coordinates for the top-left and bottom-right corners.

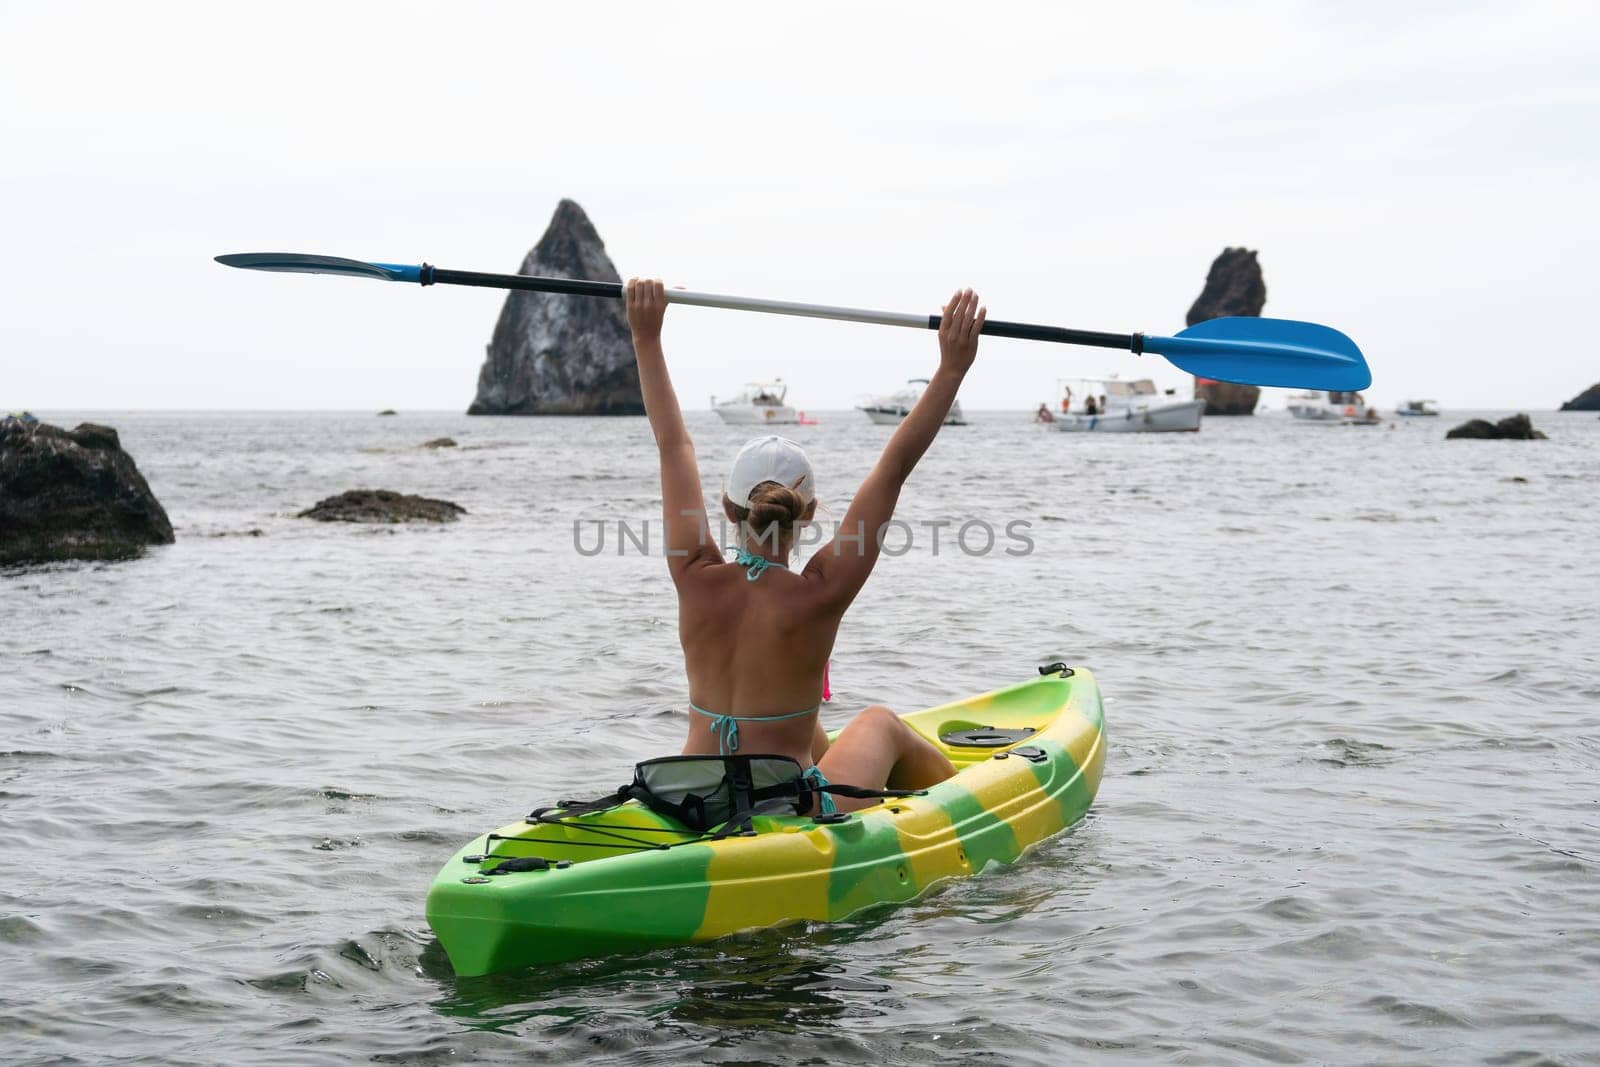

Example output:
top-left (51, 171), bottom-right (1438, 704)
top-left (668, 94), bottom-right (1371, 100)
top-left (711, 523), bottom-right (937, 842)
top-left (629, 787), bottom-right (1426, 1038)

top-left (624, 279), bottom-right (985, 812)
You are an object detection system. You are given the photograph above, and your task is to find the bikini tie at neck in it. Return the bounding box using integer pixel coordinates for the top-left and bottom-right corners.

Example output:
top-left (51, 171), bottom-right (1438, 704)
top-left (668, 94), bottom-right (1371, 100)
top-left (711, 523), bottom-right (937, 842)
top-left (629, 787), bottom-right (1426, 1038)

top-left (732, 548), bottom-right (787, 582)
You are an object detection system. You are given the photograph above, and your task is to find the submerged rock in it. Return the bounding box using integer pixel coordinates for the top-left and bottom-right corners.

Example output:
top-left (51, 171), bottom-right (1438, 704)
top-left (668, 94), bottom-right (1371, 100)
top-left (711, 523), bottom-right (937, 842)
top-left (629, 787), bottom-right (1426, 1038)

top-left (1445, 414), bottom-right (1547, 440)
top-left (0, 421), bottom-right (174, 564)
top-left (1187, 248), bottom-right (1266, 416)
top-left (377, 409), bottom-right (397, 416)
top-left (1559, 383), bottom-right (1600, 411)
top-left (420, 437), bottom-right (457, 449)
top-left (297, 489), bottom-right (465, 524)
top-left (467, 199), bottom-right (643, 416)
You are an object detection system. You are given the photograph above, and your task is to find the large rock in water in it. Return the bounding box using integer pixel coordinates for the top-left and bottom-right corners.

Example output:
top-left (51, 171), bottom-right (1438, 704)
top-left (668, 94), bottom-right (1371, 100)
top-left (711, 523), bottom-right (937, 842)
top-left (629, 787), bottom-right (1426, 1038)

top-left (1445, 414), bottom-right (1547, 440)
top-left (297, 489), bottom-right (465, 524)
top-left (1187, 247), bottom-right (1266, 416)
top-left (1559, 383), bottom-right (1600, 411)
top-left (0, 420), bottom-right (174, 564)
top-left (467, 199), bottom-right (643, 415)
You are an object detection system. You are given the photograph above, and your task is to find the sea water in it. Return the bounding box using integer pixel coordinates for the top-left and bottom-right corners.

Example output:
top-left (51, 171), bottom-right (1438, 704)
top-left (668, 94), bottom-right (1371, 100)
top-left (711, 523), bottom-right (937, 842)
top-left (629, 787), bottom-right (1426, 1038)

top-left (3, 410), bottom-right (1598, 1065)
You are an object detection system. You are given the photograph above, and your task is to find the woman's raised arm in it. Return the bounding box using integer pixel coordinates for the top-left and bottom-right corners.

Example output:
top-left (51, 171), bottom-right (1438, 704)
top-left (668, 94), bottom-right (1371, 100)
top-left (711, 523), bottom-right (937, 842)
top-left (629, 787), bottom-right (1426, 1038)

top-left (806, 288), bottom-right (985, 604)
top-left (625, 278), bottom-right (720, 580)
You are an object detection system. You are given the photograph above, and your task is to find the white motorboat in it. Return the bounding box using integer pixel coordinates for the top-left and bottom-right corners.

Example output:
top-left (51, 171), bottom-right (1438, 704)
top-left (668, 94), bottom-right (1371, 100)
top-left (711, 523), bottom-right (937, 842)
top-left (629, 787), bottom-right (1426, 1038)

top-left (857, 379), bottom-right (966, 425)
top-left (1047, 378), bottom-right (1203, 433)
top-left (1287, 390), bottom-right (1380, 425)
top-left (1395, 399), bottom-right (1440, 417)
top-left (711, 380), bottom-right (798, 426)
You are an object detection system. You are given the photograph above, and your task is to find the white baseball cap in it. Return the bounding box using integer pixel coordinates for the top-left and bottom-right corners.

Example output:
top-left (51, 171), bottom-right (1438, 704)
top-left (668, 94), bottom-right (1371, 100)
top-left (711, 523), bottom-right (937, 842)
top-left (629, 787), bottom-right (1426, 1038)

top-left (725, 436), bottom-right (815, 509)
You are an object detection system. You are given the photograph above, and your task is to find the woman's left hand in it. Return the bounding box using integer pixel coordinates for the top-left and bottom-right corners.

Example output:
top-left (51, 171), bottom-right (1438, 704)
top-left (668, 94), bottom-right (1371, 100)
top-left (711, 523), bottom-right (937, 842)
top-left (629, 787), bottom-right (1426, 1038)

top-left (937, 288), bottom-right (985, 375)
top-left (625, 278), bottom-right (667, 343)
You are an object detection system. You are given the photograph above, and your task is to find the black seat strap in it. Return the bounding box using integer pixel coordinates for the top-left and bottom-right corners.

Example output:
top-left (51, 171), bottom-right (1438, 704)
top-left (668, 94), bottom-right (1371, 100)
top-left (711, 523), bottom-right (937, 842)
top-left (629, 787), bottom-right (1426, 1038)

top-left (708, 759), bottom-right (759, 840)
top-left (818, 783), bottom-right (926, 800)
top-left (528, 787), bottom-right (628, 822)
top-left (532, 757), bottom-right (932, 841)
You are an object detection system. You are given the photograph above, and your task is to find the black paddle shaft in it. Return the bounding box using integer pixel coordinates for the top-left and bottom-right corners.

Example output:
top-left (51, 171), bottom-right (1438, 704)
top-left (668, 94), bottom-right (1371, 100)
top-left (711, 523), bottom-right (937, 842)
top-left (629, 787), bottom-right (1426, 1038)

top-left (425, 267), bottom-right (1142, 353)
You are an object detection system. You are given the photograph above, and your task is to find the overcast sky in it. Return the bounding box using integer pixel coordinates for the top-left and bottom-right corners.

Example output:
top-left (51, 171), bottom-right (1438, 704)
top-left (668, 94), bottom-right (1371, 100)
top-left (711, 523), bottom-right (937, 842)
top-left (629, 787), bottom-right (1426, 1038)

top-left (3, 1), bottom-right (1595, 411)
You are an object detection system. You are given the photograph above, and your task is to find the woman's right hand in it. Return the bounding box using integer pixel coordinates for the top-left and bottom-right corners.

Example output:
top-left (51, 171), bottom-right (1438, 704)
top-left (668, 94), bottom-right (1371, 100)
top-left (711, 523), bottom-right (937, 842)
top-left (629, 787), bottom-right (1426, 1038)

top-left (625, 278), bottom-right (667, 343)
top-left (937, 288), bottom-right (986, 374)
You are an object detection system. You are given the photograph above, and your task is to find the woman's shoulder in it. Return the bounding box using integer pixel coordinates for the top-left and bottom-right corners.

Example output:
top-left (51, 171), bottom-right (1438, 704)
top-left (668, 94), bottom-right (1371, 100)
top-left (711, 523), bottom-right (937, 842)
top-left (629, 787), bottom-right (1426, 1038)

top-left (679, 556), bottom-right (833, 607)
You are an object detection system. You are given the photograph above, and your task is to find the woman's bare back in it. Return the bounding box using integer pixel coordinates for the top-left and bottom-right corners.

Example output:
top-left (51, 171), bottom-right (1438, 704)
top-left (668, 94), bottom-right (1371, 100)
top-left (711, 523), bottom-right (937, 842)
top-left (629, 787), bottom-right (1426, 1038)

top-left (677, 557), bottom-right (841, 763)
top-left (623, 279), bottom-right (985, 795)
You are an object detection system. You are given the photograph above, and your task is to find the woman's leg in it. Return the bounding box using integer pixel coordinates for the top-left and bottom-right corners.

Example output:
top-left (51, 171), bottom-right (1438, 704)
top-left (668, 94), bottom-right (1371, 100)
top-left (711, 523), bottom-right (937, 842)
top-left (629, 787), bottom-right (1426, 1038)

top-left (816, 705), bottom-right (956, 812)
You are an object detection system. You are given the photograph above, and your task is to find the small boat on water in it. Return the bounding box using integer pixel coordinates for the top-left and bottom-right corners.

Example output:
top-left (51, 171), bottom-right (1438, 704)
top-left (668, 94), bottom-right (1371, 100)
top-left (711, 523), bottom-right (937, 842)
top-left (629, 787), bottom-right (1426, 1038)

top-left (711, 380), bottom-right (798, 426)
top-left (1046, 378), bottom-right (1203, 433)
top-left (1287, 390), bottom-right (1380, 425)
top-left (1395, 399), bottom-right (1440, 417)
top-left (858, 379), bottom-right (966, 425)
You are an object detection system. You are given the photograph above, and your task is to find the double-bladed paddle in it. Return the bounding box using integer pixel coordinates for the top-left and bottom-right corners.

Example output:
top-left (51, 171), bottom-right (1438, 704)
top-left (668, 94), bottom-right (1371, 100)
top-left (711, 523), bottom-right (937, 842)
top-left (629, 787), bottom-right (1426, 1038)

top-left (214, 252), bottom-right (1371, 390)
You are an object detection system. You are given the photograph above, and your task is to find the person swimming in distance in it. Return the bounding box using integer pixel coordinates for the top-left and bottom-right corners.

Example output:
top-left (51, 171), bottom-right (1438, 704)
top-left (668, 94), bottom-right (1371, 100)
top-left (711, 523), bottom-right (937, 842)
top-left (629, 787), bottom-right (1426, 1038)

top-left (623, 279), bottom-right (982, 810)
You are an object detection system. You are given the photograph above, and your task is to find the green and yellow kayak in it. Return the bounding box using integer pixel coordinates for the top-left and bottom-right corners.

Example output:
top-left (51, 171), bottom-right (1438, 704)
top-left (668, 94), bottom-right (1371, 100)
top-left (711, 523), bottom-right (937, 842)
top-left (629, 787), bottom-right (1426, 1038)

top-left (426, 666), bottom-right (1105, 976)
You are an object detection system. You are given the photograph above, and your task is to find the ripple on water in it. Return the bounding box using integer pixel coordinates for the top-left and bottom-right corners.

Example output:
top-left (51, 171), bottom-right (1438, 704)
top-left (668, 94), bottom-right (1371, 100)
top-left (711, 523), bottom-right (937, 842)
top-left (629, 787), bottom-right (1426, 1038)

top-left (2, 411), bottom-right (1599, 1064)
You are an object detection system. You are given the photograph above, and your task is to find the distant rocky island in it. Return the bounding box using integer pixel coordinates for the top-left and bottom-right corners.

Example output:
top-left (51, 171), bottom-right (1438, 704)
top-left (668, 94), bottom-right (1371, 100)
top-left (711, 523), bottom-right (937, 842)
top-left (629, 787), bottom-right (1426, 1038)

top-left (467, 199), bottom-right (644, 416)
top-left (1559, 383), bottom-right (1600, 411)
top-left (1188, 248), bottom-right (1265, 416)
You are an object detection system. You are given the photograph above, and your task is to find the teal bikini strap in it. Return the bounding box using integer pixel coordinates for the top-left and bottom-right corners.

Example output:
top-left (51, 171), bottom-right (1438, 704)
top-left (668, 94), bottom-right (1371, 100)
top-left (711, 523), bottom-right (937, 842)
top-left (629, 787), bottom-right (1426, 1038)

top-left (690, 703), bottom-right (818, 755)
top-left (686, 703), bottom-right (833, 811)
top-left (732, 548), bottom-right (787, 582)
top-left (804, 764), bottom-right (836, 815)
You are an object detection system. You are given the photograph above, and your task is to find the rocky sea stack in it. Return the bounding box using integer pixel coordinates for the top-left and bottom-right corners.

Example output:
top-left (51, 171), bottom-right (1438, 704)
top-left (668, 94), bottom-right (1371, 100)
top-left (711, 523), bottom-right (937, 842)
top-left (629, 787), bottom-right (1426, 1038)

top-left (297, 489), bottom-right (465, 524)
top-left (467, 199), bottom-right (643, 416)
top-left (0, 420), bottom-right (174, 564)
top-left (1187, 248), bottom-right (1266, 416)
top-left (1559, 383), bottom-right (1600, 411)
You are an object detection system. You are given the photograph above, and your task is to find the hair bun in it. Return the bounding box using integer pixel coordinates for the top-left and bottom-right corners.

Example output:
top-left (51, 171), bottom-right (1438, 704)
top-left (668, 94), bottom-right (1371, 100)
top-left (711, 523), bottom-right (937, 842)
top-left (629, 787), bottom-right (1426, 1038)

top-left (744, 479), bottom-right (806, 538)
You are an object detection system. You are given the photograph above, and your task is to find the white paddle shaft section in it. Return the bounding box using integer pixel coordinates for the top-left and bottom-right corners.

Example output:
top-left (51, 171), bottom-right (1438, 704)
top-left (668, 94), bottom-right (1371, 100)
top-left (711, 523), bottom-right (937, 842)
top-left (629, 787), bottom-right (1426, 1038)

top-left (664, 288), bottom-right (928, 329)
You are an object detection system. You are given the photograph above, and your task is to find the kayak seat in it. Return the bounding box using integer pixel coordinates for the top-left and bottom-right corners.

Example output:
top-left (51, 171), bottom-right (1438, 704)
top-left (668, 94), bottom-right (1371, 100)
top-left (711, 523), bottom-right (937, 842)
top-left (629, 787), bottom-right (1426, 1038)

top-left (535, 754), bottom-right (924, 839)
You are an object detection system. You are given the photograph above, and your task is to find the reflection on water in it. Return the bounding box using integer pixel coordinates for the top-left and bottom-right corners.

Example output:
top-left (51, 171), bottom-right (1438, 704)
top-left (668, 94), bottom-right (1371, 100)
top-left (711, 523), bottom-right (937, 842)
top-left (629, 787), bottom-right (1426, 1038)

top-left (426, 928), bottom-right (888, 1046)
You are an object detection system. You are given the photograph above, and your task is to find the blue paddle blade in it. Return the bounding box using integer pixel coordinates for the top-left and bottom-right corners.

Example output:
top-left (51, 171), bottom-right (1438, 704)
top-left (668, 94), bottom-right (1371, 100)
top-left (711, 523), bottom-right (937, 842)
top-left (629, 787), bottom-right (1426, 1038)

top-left (215, 253), bottom-right (422, 283)
top-left (1144, 317), bottom-right (1371, 391)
